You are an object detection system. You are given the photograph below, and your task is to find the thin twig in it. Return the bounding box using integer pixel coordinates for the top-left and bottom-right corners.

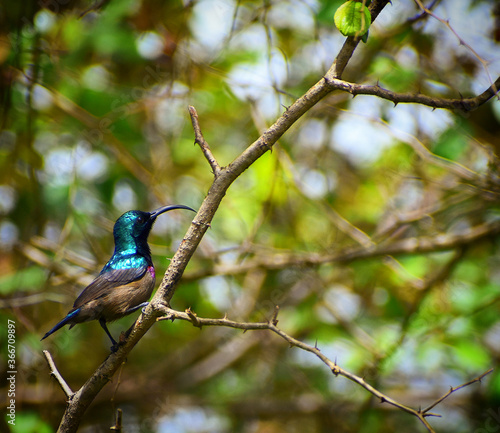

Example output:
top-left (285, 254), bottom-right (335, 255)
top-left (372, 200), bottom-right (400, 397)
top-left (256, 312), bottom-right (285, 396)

top-left (159, 306), bottom-right (493, 432)
top-left (159, 306), bottom-right (468, 432)
top-left (188, 105), bottom-right (221, 176)
top-left (326, 76), bottom-right (500, 113)
top-left (422, 368), bottom-right (494, 414)
top-left (412, 0), bottom-right (498, 98)
top-left (110, 408), bottom-right (123, 432)
top-left (408, 0), bottom-right (441, 24)
top-left (43, 350), bottom-right (74, 399)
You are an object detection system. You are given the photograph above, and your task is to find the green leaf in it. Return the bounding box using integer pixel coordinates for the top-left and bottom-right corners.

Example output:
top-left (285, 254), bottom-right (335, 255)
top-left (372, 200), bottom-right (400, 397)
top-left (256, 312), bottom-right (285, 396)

top-left (334, 1), bottom-right (371, 37)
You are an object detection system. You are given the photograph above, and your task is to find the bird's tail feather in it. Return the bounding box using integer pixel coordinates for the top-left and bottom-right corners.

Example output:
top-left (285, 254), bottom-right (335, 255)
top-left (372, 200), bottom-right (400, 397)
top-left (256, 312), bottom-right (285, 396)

top-left (41, 308), bottom-right (80, 341)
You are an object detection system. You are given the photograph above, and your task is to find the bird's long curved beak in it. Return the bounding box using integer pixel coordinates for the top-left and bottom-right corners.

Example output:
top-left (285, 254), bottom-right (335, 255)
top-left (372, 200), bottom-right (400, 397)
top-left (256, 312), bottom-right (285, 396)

top-left (149, 204), bottom-right (196, 220)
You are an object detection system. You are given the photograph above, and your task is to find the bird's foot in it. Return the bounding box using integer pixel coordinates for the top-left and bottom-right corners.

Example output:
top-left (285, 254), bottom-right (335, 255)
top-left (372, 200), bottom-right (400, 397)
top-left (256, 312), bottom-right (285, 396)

top-left (110, 333), bottom-right (128, 353)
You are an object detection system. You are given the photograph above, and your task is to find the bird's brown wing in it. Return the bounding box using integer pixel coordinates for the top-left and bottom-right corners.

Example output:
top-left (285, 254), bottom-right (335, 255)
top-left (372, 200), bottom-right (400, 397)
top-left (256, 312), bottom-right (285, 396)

top-left (72, 267), bottom-right (148, 310)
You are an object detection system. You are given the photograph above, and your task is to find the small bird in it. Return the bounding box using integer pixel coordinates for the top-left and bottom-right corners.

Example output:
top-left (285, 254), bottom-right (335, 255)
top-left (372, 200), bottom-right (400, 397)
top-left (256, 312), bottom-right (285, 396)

top-left (41, 204), bottom-right (195, 351)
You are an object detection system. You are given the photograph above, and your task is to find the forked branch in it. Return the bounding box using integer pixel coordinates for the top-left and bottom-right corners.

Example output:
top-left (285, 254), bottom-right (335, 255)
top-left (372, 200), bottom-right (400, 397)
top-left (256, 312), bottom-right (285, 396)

top-left (158, 306), bottom-right (492, 433)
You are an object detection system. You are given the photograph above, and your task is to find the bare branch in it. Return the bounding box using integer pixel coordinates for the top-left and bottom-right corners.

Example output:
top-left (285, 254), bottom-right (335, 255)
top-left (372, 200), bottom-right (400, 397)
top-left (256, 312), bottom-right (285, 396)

top-left (109, 408), bottom-right (123, 432)
top-left (43, 350), bottom-right (74, 399)
top-left (413, 0), bottom-right (498, 97)
top-left (155, 306), bottom-right (493, 433)
top-left (407, 0), bottom-right (441, 24)
top-left (326, 76), bottom-right (500, 113)
top-left (188, 105), bottom-right (221, 177)
top-left (423, 368), bottom-right (494, 414)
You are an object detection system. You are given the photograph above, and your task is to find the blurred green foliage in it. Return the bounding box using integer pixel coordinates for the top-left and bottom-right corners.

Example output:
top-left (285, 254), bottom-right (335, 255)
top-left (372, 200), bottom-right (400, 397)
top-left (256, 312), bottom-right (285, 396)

top-left (1, 0), bottom-right (500, 432)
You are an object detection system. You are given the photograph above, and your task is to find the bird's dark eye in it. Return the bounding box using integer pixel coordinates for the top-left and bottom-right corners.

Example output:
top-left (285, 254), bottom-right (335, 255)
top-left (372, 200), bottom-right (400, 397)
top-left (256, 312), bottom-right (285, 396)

top-left (136, 216), bottom-right (144, 224)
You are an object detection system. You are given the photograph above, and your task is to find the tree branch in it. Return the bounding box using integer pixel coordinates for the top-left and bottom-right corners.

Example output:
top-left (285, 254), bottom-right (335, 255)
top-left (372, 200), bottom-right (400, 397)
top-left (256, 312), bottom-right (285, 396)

top-left (43, 350), bottom-right (74, 400)
top-left (423, 368), bottom-right (494, 413)
top-left (109, 408), bottom-right (123, 432)
top-left (413, 0), bottom-right (498, 96)
top-left (157, 306), bottom-right (492, 433)
top-left (325, 76), bottom-right (500, 113)
top-left (188, 105), bottom-right (221, 177)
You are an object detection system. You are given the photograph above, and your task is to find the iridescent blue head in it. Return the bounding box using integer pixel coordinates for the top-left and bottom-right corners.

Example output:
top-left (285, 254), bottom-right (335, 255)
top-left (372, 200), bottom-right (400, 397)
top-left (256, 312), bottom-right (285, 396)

top-left (112, 204), bottom-right (196, 260)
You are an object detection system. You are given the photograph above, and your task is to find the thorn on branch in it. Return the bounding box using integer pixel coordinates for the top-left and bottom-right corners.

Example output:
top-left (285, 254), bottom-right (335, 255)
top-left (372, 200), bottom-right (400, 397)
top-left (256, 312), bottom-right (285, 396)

top-left (330, 357), bottom-right (340, 376)
top-left (422, 367), bottom-right (494, 414)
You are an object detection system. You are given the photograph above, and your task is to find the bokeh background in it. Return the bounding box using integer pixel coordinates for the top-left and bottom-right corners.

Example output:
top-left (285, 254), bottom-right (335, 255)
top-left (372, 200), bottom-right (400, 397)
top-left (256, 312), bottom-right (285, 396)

top-left (1, 0), bottom-right (500, 432)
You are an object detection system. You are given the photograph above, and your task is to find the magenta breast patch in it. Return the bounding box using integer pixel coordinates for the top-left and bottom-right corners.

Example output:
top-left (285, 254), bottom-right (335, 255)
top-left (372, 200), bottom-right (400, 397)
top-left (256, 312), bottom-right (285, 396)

top-left (148, 266), bottom-right (155, 279)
